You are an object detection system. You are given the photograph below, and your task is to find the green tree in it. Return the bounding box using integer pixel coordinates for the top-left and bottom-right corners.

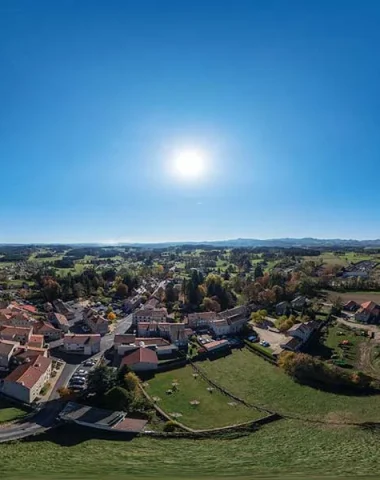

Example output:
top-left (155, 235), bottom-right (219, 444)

top-left (116, 283), bottom-right (129, 299)
top-left (254, 264), bottom-right (264, 280)
top-left (87, 365), bottom-right (117, 396)
top-left (103, 386), bottom-right (133, 411)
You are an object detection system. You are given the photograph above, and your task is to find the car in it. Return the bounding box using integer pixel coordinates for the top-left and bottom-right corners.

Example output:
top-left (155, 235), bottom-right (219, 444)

top-left (77, 369), bottom-right (86, 374)
top-left (84, 360), bottom-right (95, 367)
top-left (70, 384), bottom-right (85, 391)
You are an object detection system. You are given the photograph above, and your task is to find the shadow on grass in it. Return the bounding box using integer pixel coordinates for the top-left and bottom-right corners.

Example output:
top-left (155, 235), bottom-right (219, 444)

top-left (22, 423), bottom-right (138, 446)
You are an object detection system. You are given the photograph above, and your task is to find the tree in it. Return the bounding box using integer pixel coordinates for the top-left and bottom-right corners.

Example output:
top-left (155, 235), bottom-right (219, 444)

top-left (57, 386), bottom-right (72, 398)
top-left (116, 283), bottom-right (129, 299)
top-left (123, 372), bottom-right (140, 393)
top-left (87, 365), bottom-right (117, 396)
top-left (42, 277), bottom-right (61, 302)
top-left (117, 364), bottom-right (132, 385)
top-left (103, 386), bottom-right (133, 411)
top-left (254, 264), bottom-right (264, 280)
top-left (107, 311), bottom-right (116, 321)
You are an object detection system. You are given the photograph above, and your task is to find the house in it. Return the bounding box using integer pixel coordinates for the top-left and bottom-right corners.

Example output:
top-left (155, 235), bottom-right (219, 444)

top-left (280, 337), bottom-right (302, 352)
top-left (63, 334), bottom-right (101, 355)
top-left (203, 339), bottom-right (230, 353)
top-left (9, 302), bottom-right (37, 315)
top-left (53, 299), bottom-right (75, 320)
top-left (1, 355), bottom-right (52, 403)
top-left (120, 347), bottom-right (158, 372)
top-left (187, 312), bottom-right (218, 329)
top-left (137, 321), bottom-right (188, 346)
top-left (210, 319), bottom-right (230, 336)
top-left (343, 300), bottom-right (359, 312)
top-left (50, 313), bottom-right (70, 333)
top-left (276, 301), bottom-right (291, 316)
top-left (287, 321), bottom-right (318, 342)
top-left (34, 321), bottom-right (62, 341)
top-left (59, 402), bottom-right (148, 433)
top-left (0, 326), bottom-right (33, 344)
top-left (0, 340), bottom-right (20, 369)
top-left (116, 336), bottom-right (176, 357)
top-left (123, 296), bottom-right (142, 313)
top-left (291, 296), bottom-right (308, 310)
top-left (43, 302), bottom-right (54, 313)
top-left (114, 334), bottom-right (137, 349)
top-left (355, 301), bottom-right (380, 323)
top-left (83, 308), bottom-right (109, 336)
top-left (0, 309), bottom-right (36, 328)
top-left (133, 308), bottom-right (167, 324)
top-left (186, 306), bottom-right (248, 336)
top-left (28, 334), bottom-right (45, 349)
top-left (13, 346), bottom-right (49, 364)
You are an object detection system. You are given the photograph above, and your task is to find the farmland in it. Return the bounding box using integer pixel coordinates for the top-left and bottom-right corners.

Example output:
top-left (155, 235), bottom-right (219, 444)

top-left (2, 421), bottom-right (380, 478)
top-left (146, 365), bottom-right (263, 428)
top-left (327, 290), bottom-right (380, 305)
top-left (196, 349), bottom-right (380, 422)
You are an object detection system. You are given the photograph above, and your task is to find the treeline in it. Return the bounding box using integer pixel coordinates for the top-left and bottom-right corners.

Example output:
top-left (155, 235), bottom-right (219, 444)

top-left (279, 352), bottom-right (380, 394)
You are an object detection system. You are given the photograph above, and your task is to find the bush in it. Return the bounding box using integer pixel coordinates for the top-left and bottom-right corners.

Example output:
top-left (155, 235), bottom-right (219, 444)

top-left (279, 351), bottom-right (377, 393)
top-left (163, 420), bottom-right (179, 432)
top-left (244, 340), bottom-right (275, 361)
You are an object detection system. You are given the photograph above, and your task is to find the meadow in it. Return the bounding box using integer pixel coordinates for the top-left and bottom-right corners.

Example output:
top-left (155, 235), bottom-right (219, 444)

top-left (2, 421), bottom-right (380, 478)
top-left (196, 348), bottom-right (380, 422)
top-left (146, 365), bottom-right (263, 428)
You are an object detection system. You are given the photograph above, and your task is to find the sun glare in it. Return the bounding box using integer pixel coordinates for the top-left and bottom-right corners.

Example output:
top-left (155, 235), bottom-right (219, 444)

top-left (173, 150), bottom-right (206, 180)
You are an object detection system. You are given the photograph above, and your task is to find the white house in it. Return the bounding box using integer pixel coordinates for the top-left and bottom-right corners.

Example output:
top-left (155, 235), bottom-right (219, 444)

top-left (1, 355), bottom-right (52, 403)
top-left (63, 334), bottom-right (101, 355)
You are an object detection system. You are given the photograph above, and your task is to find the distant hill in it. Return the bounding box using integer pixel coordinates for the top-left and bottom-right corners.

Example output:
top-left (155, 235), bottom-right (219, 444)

top-left (117, 238), bottom-right (380, 248)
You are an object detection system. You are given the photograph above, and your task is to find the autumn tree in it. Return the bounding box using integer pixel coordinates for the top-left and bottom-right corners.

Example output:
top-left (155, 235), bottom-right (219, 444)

top-left (116, 283), bottom-right (129, 299)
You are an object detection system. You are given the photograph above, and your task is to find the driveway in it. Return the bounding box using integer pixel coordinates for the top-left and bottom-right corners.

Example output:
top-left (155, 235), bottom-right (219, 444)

top-left (335, 316), bottom-right (380, 339)
top-left (252, 326), bottom-right (288, 355)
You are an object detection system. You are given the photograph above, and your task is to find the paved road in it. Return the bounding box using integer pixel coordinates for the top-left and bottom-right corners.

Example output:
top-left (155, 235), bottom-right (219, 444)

top-left (101, 313), bottom-right (133, 351)
top-left (0, 401), bottom-right (63, 443)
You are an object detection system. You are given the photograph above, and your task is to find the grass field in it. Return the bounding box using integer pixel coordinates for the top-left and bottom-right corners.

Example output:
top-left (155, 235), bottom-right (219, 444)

top-left (0, 400), bottom-right (27, 424)
top-left (196, 348), bottom-right (380, 422)
top-left (307, 323), bottom-right (367, 367)
top-left (146, 365), bottom-right (263, 428)
top-left (2, 421), bottom-right (380, 478)
top-left (327, 290), bottom-right (380, 304)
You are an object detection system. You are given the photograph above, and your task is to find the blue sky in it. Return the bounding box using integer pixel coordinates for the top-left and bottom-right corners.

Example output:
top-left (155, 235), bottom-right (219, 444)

top-left (1, 0), bottom-right (380, 243)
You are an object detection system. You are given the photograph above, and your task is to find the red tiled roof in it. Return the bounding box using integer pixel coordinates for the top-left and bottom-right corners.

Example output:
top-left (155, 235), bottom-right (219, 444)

top-left (35, 321), bottom-right (61, 333)
top-left (4, 355), bottom-right (51, 390)
top-left (0, 325), bottom-right (32, 338)
top-left (28, 334), bottom-right (44, 348)
top-left (204, 340), bottom-right (229, 351)
top-left (135, 337), bottom-right (170, 346)
top-left (361, 301), bottom-right (379, 311)
top-left (121, 347), bottom-right (158, 366)
top-left (112, 417), bottom-right (148, 432)
top-left (10, 302), bottom-right (37, 313)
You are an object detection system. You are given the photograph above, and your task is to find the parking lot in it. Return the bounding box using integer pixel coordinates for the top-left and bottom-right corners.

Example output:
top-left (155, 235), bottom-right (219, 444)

top-left (252, 326), bottom-right (288, 355)
top-left (68, 357), bottom-right (99, 391)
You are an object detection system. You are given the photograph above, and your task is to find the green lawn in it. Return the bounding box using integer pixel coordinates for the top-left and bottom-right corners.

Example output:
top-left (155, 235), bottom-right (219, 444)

top-left (0, 400), bottom-right (28, 424)
top-left (2, 421), bottom-right (380, 478)
top-left (146, 365), bottom-right (263, 429)
top-left (196, 348), bottom-right (380, 422)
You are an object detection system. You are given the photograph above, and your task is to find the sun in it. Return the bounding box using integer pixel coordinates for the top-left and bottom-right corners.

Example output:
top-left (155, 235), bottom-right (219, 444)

top-left (173, 150), bottom-right (205, 180)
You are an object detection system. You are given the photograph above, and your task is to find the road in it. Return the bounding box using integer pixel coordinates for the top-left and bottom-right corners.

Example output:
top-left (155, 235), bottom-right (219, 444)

top-left (0, 400), bottom-right (63, 443)
top-left (100, 313), bottom-right (133, 351)
top-left (335, 316), bottom-right (380, 339)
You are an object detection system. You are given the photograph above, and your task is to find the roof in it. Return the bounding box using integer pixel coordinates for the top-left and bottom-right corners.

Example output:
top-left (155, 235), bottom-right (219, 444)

top-left (28, 334), bottom-right (44, 348)
top-left (135, 337), bottom-right (170, 347)
top-left (121, 347), bottom-right (158, 366)
top-left (10, 302), bottom-right (37, 314)
top-left (344, 300), bottom-right (358, 307)
top-left (210, 318), bottom-right (229, 327)
top-left (35, 322), bottom-right (61, 334)
top-left (4, 355), bottom-right (52, 390)
top-left (281, 337), bottom-right (302, 350)
top-left (64, 334), bottom-right (101, 345)
top-left (361, 301), bottom-right (379, 311)
top-left (135, 308), bottom-right (167, 318)
top-left (288, 320), bottom-right (318, 335)
top-left (188, 312), bottom-right (218, 322)
top-left (112, 417), bottom-right (148, 432)
top-left (0, 326), bottom-right (32, 338)
top-left (203, 339), bottom-right (229, 351)
top-left (218, 306), bottom-right (247, 320)
top-left (0, 340), bottom-right (18, 356)
top-left (53, 313), bottom-right (69, 326)
top-left (114, 334), bottom-right (136, 345)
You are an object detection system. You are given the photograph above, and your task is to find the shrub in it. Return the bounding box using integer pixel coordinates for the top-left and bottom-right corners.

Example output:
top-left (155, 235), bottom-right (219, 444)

top-left (163, 420), bottom-right (179, 432)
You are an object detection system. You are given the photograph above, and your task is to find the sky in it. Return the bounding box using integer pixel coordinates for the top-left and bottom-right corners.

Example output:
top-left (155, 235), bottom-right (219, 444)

top-left (1, 0), bottom-right (380, 243)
